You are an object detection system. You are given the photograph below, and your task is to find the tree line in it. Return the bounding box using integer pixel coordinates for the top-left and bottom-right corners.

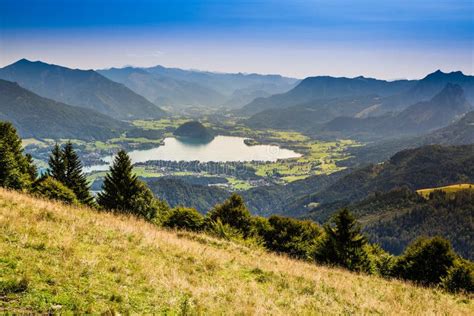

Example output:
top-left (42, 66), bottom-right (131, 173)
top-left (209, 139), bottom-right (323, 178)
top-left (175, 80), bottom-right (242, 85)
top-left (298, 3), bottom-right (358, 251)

top-left (0, 121), bottom-right (472, 294)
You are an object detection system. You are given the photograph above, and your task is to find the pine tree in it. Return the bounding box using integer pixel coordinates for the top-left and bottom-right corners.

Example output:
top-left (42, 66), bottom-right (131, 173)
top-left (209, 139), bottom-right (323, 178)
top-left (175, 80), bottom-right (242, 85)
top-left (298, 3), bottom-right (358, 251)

top-left (315, 208), bottom-right (370, 272)
top-left (0, 122), bottom-right (36, 189)
top-left (97, 150), bottom-right (161, 220)
top-left (48, 144), bottom-right (66, 183)
top-left (62, 142), bottom-right (93, 205)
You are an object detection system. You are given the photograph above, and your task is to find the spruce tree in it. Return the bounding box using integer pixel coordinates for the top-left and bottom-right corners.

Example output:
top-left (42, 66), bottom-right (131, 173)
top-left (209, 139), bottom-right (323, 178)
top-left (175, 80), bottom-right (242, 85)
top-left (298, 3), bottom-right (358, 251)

top-left (97, 150), bottom-right (163, 221)
top-left (0, 122), bottom-right (36, 189)
top-left (315, 208), bottom-right (370, 272)
top-left (47, 142), bottom-right (92, 205)
top-left (48, 144), bottom-right (66, 183)
top-left (62, 142), bottom-right (93, 205)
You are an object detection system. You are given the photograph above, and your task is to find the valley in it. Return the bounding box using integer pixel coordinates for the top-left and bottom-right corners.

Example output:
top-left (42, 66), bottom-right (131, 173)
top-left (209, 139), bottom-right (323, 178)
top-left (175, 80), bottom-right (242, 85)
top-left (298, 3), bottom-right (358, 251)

top-left (2, 1), bottom-right (474, 314)
top-left (23, 117), bottom-right (360, 191)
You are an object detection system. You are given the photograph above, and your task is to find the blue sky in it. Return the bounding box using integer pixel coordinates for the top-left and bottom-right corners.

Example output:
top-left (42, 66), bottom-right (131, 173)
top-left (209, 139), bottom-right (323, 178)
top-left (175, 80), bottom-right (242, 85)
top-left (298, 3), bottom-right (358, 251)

top-left (1, 0), bottom-right (473, 79)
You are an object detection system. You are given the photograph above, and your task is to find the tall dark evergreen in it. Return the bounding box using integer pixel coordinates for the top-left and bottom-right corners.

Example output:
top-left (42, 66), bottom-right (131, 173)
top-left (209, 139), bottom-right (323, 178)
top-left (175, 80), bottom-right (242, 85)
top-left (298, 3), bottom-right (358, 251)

top-left (0, 121), bottom-right (36, 189)
top-left (62, 142), bottom-right (93, 205)
top-left (47, 142), bottom-right (93, 205)
top-left (48, 144), bottom-right (66, 183)
top-left (97, 150), bottom-right (162, 220)
top-left (315, 208), bottom-right (370, 272)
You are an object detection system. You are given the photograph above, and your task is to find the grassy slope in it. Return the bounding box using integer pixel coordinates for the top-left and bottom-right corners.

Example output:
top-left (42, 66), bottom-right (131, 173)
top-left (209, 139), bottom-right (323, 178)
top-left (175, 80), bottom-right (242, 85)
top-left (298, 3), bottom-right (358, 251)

top-left (417, 183), bottom-right (474, 198)
top-left (0, 189), bottom-right (472, 315)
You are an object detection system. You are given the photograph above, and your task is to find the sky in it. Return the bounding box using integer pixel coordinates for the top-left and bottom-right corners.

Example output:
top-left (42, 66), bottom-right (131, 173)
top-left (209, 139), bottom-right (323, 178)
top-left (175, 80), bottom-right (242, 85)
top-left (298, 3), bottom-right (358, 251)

top-left (0, 0), bottom-right (473, 79)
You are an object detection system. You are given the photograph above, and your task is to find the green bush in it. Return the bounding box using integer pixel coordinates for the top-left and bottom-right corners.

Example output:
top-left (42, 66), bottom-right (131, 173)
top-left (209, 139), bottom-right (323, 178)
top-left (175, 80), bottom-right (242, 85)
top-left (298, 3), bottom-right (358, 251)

top-left (207, 219), bottom-right (244, 241)
top-left (442, 259), bottom-right (474, 293)
top-left (365, 244), bottom-right (395, 277)
top-left (207, 194), bottom-right (253, 237)
top-left (392, 236), bottom-right (456, 286)
top-left (262, 215), bottom-right (321, 260)
top-left (31, 176), bottom-right (78, 204)
top-left (163, 207), bottom-right (204, 232)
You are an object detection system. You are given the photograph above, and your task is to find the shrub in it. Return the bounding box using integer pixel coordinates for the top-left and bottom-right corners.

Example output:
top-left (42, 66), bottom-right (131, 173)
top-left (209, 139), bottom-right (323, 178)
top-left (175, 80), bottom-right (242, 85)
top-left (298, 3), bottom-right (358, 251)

top-left (163, 207), bottom-right (204, 232)
top-left (263, 215), bottom-right (321, 260)
top-left (207, 219), bottom-right (244, 241)
top-left (207, 194), bottom-right (253, 237)
top-left (31, 176), bottom-right (78, 204)
top-left (365, 244), bottom-right (395, 277)
top-left (442, 259), bottom-right (474, 293)
top-left (392, 236), bottom-right (456, 286)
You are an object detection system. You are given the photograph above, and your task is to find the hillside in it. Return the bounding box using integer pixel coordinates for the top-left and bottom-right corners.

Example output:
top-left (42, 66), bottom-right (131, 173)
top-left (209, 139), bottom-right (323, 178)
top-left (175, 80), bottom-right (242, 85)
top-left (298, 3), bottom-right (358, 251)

top-left (1, 189), bottom-right (472, 314)
top-left (320, 84), bottom-right (472, 140)
top-left (98, 67), bottom-right (227, 109)
top-left (145, 65), bottom-right (298, 99)
top-left (381, 70), bottom-right (474, 112)
top-left (346, 110), bottom-right (474, 165)
top-left (147, 172), bottom-right (345, 215)
top-left (348, 187), bottom-right (474, 259)
top-left (244, 95), bottom-right (382, 130)
top-left (99, 65), bottom-right (299, 110)
top-left (0, 80), bottom-right (129, 140)
top-left (173, 121), bottom-right (215, 141)
top-left (0, 59), bottom-right (166, 120)
top-left (240, 75), bottom-right (414, 116)
top-left (291, 144), bottom-right (474, 222)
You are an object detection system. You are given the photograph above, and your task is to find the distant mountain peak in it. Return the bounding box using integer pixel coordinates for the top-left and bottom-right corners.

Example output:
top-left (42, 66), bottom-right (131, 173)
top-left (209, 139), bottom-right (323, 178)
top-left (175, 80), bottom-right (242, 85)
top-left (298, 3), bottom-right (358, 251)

top-left (423, 69), bottom-right (466, 81)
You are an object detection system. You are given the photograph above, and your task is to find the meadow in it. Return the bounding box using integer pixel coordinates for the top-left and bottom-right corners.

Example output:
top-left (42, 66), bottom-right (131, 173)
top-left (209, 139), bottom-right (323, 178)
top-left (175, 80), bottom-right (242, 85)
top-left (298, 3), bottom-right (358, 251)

top-left (417, 183), bottom-right (474, 199)
top-left (1, 189), bottom-right (472, 314)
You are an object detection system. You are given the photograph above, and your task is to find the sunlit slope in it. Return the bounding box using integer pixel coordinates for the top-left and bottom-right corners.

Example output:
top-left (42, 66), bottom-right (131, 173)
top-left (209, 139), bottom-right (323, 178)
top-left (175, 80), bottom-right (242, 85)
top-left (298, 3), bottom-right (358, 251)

top-left (417, 183), bottom-right (474, 198)
top-left (0, 189), bottom-right (472, 314)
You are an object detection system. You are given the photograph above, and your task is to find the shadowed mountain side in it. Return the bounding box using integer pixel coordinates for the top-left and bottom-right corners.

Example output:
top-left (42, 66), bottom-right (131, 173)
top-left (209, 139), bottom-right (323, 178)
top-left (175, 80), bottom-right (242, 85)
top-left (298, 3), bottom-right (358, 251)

top-left (286, 144), bottom-right (474, 222)
top-left (0, 59), bottom-right (166, 119)
top-left (317, 84), bottom-right (472, 140)
top-left (240, 75), bottom-right (415, 116)
top-left (0, 79), bottom-right (129, 140)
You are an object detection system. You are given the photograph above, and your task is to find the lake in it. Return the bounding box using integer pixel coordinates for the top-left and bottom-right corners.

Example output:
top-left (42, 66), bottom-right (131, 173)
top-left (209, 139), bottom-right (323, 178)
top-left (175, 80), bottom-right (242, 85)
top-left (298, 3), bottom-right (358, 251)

top-left (86, 136), bottom-right (301, 172)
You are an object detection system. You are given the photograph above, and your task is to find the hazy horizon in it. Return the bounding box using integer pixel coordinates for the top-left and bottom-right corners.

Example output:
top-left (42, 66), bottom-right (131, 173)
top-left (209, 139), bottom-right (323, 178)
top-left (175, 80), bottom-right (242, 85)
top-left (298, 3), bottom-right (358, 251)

top-left (1, 0), bottom-right (473, 79)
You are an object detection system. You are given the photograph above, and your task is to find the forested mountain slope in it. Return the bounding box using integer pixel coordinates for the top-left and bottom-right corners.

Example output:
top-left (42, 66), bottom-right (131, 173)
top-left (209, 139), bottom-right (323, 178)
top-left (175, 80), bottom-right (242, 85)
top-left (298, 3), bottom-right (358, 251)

top-left (0, 59), bottom-right (166, 119)
top-left (349, 187), bottom-right (474, 259)
top-left (0, 80), bottom-right (128, 140)
top-left (290, 144), bottom-right (474, 222)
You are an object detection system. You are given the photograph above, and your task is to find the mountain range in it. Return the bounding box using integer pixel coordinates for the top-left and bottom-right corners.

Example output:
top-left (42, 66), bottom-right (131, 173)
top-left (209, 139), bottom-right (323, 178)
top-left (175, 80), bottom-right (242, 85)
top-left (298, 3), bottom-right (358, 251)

top-left (0, 79), bottom-right (129, 140)
top-left (240, 75), bottom-right (416, 116)
top-left (99, 65), bottom-right (298, 110)
top-left (242, 70), bottom-right (474, 137)
top-left (0, 59), bottom-right (166, 120)
top-left (319, 84), bottom-right (472, 140)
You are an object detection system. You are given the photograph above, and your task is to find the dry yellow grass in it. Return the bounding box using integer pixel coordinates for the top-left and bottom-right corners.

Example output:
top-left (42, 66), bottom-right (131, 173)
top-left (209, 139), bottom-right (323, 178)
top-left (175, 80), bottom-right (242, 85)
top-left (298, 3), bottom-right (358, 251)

top-left (0, 189), bottom-right (472, 314)
top-left (417, 183), bottom-right (474, 198)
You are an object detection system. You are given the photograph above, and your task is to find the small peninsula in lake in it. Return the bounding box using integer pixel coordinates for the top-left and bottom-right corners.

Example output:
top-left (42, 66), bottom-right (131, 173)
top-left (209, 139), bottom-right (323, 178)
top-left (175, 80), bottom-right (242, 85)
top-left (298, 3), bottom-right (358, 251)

top-left (173, 121), bottom-right (215, 142)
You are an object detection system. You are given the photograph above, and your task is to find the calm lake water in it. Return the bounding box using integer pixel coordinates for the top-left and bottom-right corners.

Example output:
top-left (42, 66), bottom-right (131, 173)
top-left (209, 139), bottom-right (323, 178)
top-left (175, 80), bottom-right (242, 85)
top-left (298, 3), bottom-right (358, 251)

top-left (86, 136), bottom-right (301, 172)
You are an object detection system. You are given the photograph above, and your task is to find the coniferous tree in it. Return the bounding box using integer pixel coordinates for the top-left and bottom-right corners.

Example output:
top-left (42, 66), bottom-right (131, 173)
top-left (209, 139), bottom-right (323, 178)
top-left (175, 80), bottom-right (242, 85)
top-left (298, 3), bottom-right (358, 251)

top-left (315, 208), bottom-right (370, 272)
top-left (47, 142), bottom-right (92, 205)
top-left (62, 142), bottom-right (93, 205)
top-left (0, 122), bottom-right (36, 189)
top-left (48, 144), bottom-right (66, 183)
top-left (97, 150), bottom-right (162, 220)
